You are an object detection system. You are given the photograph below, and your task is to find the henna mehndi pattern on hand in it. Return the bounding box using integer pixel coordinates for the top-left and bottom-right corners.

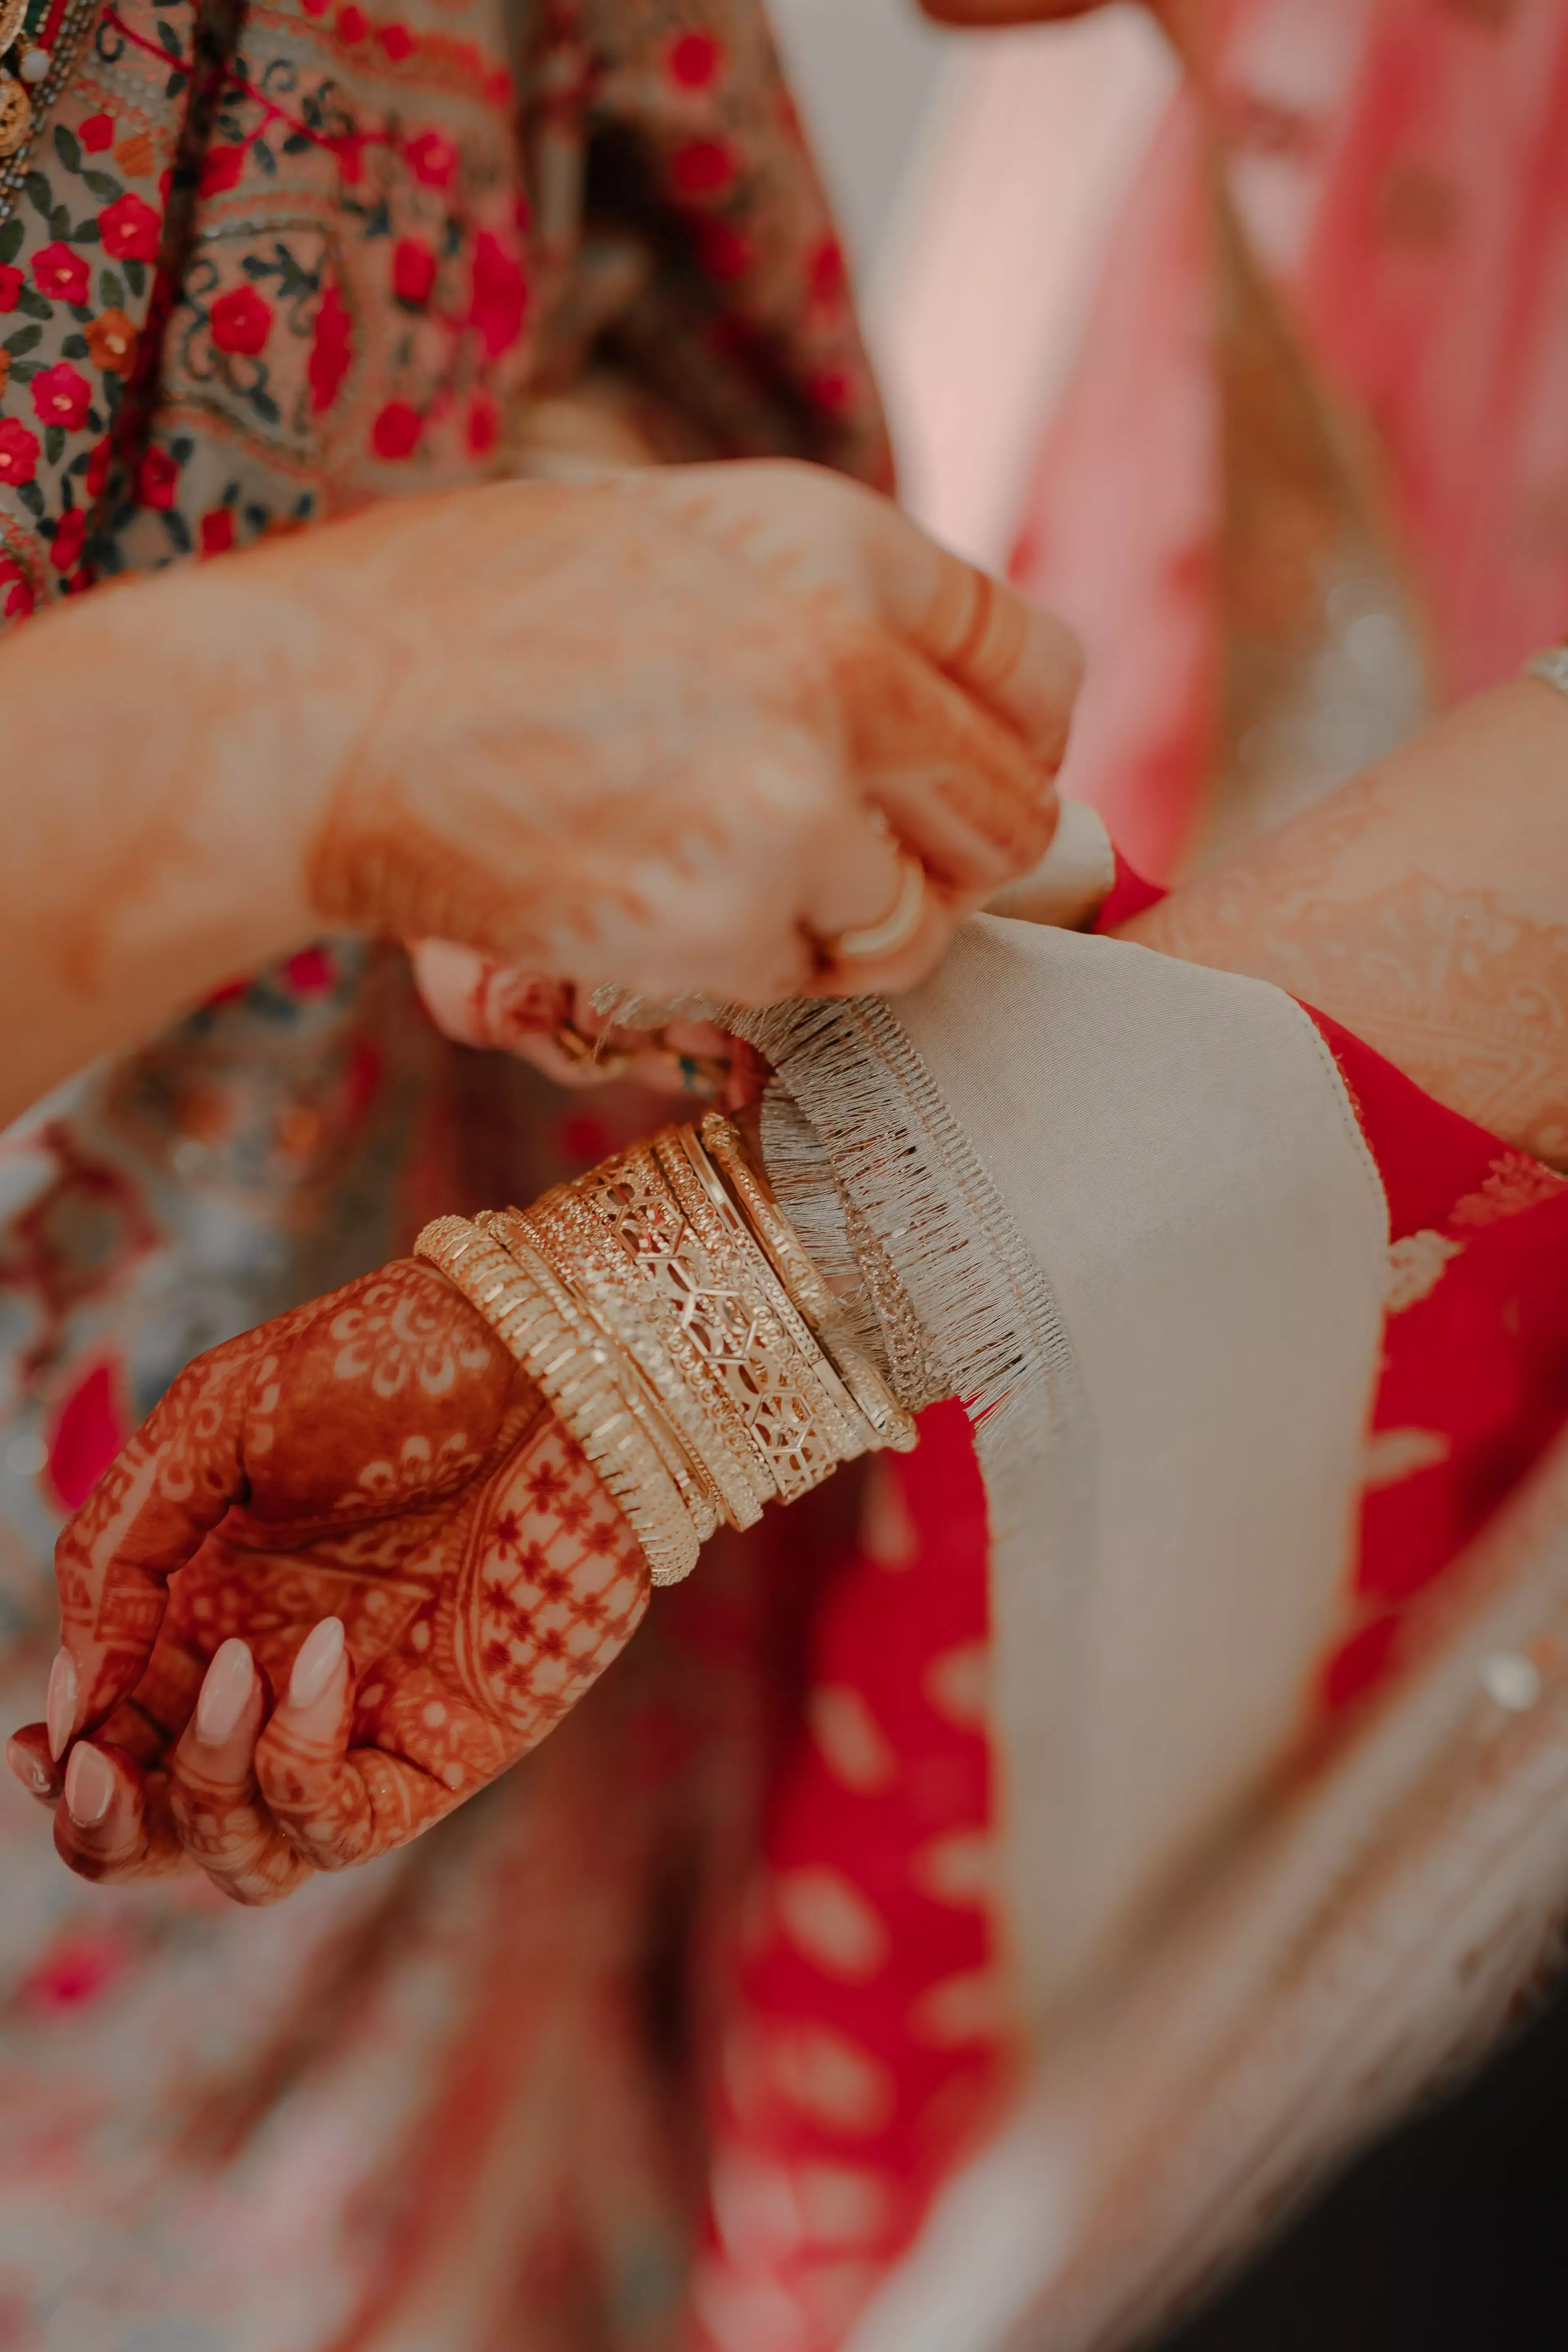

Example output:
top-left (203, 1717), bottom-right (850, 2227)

top-left (17, 1258), bottom-right (649, 1902)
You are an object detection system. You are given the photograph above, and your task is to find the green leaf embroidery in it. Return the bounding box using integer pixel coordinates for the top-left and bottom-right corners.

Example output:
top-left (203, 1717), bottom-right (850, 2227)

top-left (16, 287), bottom-right (51, 320)
top-left (99, 267), bottom-right (125, 306)
top-left (83, 170), bottom-right (122, 202)
top-left (44, 423), bottom-right (64, 465)
top-left (0, 218), bottom-right (22, 263)
top-left (2, 323), bottom-right (40, 354)
top-left (52, 123), bottom-right (81, 173)
top-left (60, 332), bottom-right (87, 357)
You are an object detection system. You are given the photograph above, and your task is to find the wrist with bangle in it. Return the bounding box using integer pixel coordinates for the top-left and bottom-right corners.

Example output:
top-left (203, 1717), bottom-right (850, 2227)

top-left (416, 1111), bottom-right (916, 1586)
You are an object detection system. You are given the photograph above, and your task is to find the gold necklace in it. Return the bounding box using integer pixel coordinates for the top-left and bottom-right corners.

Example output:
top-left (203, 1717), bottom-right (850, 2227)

top-left (0, 0), bottom-right (54, 160)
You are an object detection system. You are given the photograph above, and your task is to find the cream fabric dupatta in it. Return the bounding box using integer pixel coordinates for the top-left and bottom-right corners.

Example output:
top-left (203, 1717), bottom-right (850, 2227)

top-left (737, 916), bottom-right (1568, 2351)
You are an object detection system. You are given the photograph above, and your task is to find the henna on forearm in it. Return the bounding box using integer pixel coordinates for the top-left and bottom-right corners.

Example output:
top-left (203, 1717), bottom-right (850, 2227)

top-left (1123, 681), bottom-right (1568, 1166)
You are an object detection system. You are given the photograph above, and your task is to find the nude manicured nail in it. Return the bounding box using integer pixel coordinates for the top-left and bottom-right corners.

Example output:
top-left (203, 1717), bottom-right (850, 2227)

top-left (5, 1734), bottom-right (52, 1797)
top-left (64, 1742), bottom-right (114, 1829)
top-left (45, 1648), bottom-right (78, 1761)
top-left (194, 1639), bottom-right (256, 1747)
top-left (289, 1617), bottom-right (345, 1709)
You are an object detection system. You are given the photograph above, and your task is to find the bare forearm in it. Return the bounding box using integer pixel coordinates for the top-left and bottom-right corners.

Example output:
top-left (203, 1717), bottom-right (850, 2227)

top-left (1123, 681), bottom-right (1568, 1165)
top-left (0, 562), bottom-right (358, 1127)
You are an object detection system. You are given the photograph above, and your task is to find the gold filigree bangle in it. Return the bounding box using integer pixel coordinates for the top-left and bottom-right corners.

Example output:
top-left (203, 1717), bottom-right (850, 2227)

top-left (507, 1189), bottom-right (762, 1533)
top-left (697, 1114), bottom-right (916, 1454)
top-left (414, 1213), bottom-right (701, 1587)
top-left (415, 1117), bottom-right (918, 1590)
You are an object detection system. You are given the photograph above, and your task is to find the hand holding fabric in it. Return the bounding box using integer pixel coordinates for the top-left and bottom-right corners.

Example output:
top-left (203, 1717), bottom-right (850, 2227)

top-left (5, 1261), bottom-right (648, 1904)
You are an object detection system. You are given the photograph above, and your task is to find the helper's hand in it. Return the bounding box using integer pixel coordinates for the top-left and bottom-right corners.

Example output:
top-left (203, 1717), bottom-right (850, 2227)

top-left (272, 460), bottom-right (1080, 1007)
top-left (407, 942), bottom-right (750, 1104)
top-left (4, 1262), bottom-right (647, 1904)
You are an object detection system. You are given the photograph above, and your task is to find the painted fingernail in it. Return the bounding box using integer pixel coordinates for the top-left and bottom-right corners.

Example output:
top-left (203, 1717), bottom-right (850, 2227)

top-left (194, 1639), bottom-right (256, 1747)
top-left (288, 1617), bottom-right (345, 1710)
top-left (64, 1742), bottom-right (114, 1829)
top-left (45, 1648), bottom-right (78, 1762)
top-left (5, 1734), bottom-right (51, 1797)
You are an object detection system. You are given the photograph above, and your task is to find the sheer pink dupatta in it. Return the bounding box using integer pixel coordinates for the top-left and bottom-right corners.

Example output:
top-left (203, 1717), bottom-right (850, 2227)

top-left (1012, 0), bottom-right (1568, 880)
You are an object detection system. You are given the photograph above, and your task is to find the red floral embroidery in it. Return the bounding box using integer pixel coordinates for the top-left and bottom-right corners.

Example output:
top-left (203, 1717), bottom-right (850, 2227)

top-left (808, 365), bottom-right (853, 412)
top-left (31, 363), bottom-right (92, 430)
top-left (697, 219), bottom-right (751, 280)
top-left (200, 507), bottom-right (235, 556)
top-left (392, 236), bottom-right (436, 306)
top-left (50, 507), bottom-right (87, 572)
top-left (84, 438), bottom-right (110, 498)
top-left (466, 390), bottom-right (497, 454)
top-left (667, 29), bottom-right (722, 88)
top-left (285, 943), bottom-right (336, 993)
top-left (0, 556), bottom-right (33, 617)
top-left (210, 285), bottom-right (273, 354)
top-left (337, 2), bottom-right (368, 39)
top-left (32, 242), bottom-right (91, 304)
top-left (378, 20), bottom-right (413, 61)
top-left (80, 111), bottom-right (115, 152)
top-left (810, 236), bottom-right (845, 303)
top-left (468, 229), bottom-right (526, 358)
top-left (670, 138), bottom-right (735, 200)
top-left (308, 278), bottom-right (352, 412)
top-left (0, 263), bottom-right (22, 312)
top-left (199, 142), bottom-right (247, 196)
top-left (99, 191), bottom-right (163, 262)
top-left (405, 128), bottom-right (457, 188)
top-left (136, 445), bottom-right (179, 509)
top-left (371, 398), bottom-right (422, 458)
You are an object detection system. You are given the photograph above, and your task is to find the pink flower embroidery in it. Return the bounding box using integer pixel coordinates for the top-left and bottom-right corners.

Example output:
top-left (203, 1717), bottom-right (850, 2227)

top-left (136, 444), bottom-right (179, 509)
top-left (468, 229), bottom-right (527, 358)
top-left (210, 284), bottom-right (273, 354)
top-left (98, 192), bottom-right (162, 262)
top-left (0, 263), bottom-right (21, 312)
top-left (670, 138), bottom-right (735, 201)
top-left (308, 277), bottom-right (352, 412)
top-left (392, 236), bottom-right (437, 307)
top-left (200, 507), bottom-right (235, 556)
top-left (0, 556), bottom-right (34, 617)
top-left (31, 241), bottom-right (90, 304)
top-left (667, 30), bottom-right (722, 88)
top-left (31, 361), bottom-right (92, 430)
top-left (80, 111), bottom-right (115, 151)
top-left (50, 506), bottom-right (87, 572)
top-left (405, 129), bottom-right (457, 188)
top-left (199, 141), bottom-right (247, 196)
top-left (372, 399), bottom-right (422, 459)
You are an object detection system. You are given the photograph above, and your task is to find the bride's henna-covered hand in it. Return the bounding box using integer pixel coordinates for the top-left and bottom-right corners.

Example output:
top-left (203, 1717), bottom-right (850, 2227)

top-left (4, 1262), bottom-right (648, 1904)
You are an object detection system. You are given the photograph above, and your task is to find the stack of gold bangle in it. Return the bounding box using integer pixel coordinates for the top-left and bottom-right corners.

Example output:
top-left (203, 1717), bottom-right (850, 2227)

top-left (415, 1113), bottom-right (916, 1586)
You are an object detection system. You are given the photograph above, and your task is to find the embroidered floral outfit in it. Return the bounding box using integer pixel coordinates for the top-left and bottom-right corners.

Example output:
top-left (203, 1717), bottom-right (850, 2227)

top-left (0, 3), bottom-right (891, 2344)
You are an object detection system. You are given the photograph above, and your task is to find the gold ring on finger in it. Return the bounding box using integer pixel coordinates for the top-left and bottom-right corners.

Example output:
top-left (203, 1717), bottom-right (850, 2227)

top-left (828, 854), bottom-right (927, 963)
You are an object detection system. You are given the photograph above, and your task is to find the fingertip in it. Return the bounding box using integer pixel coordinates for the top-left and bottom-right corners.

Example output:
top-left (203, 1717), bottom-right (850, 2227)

top-left (286, 1617), bottom-right (349, 1715)
top-left (6, 1726), bottom-right (59, 1804)
top-left (193, 1637), bottom-right (257, 1749)
top-left (64, 1740), bottom-right (114, 1829)
top-left (45, 1645), bottom-right (78, 1762)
